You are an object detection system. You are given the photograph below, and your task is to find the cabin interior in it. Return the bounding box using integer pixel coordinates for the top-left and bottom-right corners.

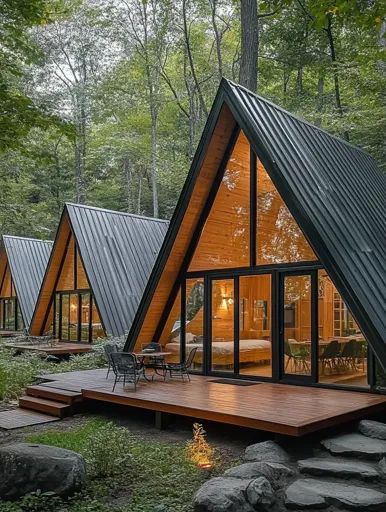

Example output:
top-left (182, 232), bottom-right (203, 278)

top-left (148, 130), bottom-right (369, 389)
top-left (43, 235), bottom-right (105, 343)
top-left (0, 253), bottom-right (23, 332)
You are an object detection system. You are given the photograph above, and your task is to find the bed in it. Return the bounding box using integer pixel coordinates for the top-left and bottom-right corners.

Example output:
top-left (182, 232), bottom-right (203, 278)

top-left (165, 338), bottom-right (271, 366)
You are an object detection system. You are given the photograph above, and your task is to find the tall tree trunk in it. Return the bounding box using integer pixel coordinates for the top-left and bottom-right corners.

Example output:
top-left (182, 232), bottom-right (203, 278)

top-left (325, 14), bottom-right (349, 141)
top-left (315, 72), bottom-right (324, 127)
top-left (239, 0), bottom-right (259, 91)
top-left (123, 155), bottom-right (134, 213)
top-left (150, 103), bottom-right (159, 217)
top-left (209, 0), bottom-right (223, 80)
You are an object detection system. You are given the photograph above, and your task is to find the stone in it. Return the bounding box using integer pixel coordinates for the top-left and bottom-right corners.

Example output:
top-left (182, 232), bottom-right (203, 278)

top-left (0, 443), bottom-right (86, 500)
top-left (321, 433), bottom-right (386, 460)
top-left (245, 476), bottom-right (274, 510)
top-left (378, 457), bottom-right (386, 476)
top-left (244, 440), bottom-right (290, 464)
top-left (193, 476), bottom-right (274, 512)
top-left (285, 478), bottom-right (386, 511)
top-left (193, 477), bottom-right (255, 512)
top-left (298, 457), bottom-right (380, 481)
top-left (224, 461), bottom-right (293, 489)
top-left (359, 420), bottom-right (386, 440)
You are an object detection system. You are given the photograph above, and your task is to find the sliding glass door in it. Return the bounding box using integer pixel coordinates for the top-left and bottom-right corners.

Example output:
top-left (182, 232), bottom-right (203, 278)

top-left (279, 271), bottom-right (317, 383)
top-left (54, 291), bottom-right (95, 343)
top-left (210, 278), bottom-right (235, 373)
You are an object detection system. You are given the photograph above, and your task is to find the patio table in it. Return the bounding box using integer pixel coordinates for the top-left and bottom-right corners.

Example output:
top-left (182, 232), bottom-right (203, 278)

top-left (134, 352), bottom-right (172, 381)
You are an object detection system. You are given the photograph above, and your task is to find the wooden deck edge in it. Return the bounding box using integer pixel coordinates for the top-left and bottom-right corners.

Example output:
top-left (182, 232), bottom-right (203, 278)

top-left (81, 388), bottom-right (300, 436)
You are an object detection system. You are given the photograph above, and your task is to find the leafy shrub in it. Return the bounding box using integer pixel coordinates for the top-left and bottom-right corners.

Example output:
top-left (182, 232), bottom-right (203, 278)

top-left (83, 421), bottom-right (132, 478)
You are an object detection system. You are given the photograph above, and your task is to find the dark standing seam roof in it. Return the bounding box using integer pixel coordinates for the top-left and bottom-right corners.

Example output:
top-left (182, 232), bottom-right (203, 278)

top-left (125, 78), bottom-right (386, 367)
top-left (2, 236), bottom-right (53, 328)
top-left (66, 203), bottom-right (169, 337)
top-left (223, 80), bottom-right (386, 365)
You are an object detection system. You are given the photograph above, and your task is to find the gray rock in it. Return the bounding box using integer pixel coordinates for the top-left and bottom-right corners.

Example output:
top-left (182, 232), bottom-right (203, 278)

top-left (378, 457), bottom-right (386, 476)
top-left (285, 478), bottom-right (386, 511)
top-left (193, 477), bottom-right (255, 512)
top-left (244, 440), bottom-right (290, 464)
top-left (298, 457), bottom-right (379, 481)
top-left (246, 476), bottom-right (274, 510)
top-left (225, 461), bottom-right (293, 489)
top-left (359, 420), bottom-right (386, 440)
top-left (0, 443), bottom-right (86, 500)
top-left (321, 433), bottom-right (386, 460)
top-left (193, 476), bottom-right (274, 512)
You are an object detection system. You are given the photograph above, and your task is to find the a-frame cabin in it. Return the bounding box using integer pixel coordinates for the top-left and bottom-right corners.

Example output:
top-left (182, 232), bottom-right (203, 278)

top-left (0, 236), bottom-right (53, 333)
top-left (30, 203), bottom-right (168, 343)
top-left (125, 79), bottom-right (386, 392)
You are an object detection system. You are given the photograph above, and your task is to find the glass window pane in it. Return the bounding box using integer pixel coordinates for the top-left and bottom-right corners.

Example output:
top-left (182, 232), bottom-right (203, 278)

top-left (189, 131), bottom-right (250, 271)
top-left (16, 302), bottom-right (23, 330)
top-left (211, 279), bottom-right (234, 372)
top-left (91, 298), bottom-right (104, 340)
top-left (54, 294), bottom-right (60, 338)
top-left (0, 300), bottom-right (3, 329)
top-left (239, 275), bottom-right (272, 378)
top-left (186, 278), bottom-right (204, 372)
top-left (257, 160), bottom-right (317, 264)
top-left (61, 294), bottom-right (69, 340)
top-left (283, 275), bottom-right (312, 376)
top-left (57, 238), bottom-right (75, 290)
top-left (69, 294), bottom-right (79, 341)
top-left (76, 250), bottom-right (89, 289)
top-left (80, 293), bottom-right (90, 342)
top-left (318, 270), bottom-right (368, 387)
top-left (156, 289), bottom-right (181, 363)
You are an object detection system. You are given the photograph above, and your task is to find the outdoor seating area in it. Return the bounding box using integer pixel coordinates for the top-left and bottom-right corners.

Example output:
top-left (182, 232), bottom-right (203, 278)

top-left (103, 342), bottom-right (198, 392)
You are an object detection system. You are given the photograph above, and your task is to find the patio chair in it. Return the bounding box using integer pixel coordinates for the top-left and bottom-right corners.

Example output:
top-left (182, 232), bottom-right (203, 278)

top-left (104, 343), bottom-right (118, 379)
top-left (319, 340), bottom-right (341, 375)
top-left (341, 339), bottom-right (364, 371)
top-left (110, 352), bottom-right (144, 392)
top-left (164, 347), bottom-right (198, 381)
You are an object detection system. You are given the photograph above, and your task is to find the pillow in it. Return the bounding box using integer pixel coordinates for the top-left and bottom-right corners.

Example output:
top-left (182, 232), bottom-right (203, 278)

top-left (186, 332), bottom-right (195, 344)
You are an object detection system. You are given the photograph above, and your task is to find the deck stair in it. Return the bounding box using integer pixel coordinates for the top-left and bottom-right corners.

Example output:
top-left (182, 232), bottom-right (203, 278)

top-left (18, 385), bottom-right (83, 418)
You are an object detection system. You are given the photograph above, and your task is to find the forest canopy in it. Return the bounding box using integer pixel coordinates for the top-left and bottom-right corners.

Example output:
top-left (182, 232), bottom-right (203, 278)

top-left (0, 0), bottom-right (385, 239)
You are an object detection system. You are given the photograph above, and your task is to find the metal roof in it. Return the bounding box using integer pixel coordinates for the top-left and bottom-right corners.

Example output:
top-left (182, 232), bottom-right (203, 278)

top-left (2, 236), bottom-right (53, 327)
top-left (66, 203), bottom-right (169, 337)
top-left (125, 78), bottom-right (386, 367)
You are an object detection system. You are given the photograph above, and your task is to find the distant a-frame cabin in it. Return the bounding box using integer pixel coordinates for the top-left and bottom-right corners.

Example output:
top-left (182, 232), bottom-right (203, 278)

top-left (125, 78), bottom-right (386, 392)
top-left (0, 236), bottom-right (53, 333)
top-left (30, 203), bottom-right (168, 343)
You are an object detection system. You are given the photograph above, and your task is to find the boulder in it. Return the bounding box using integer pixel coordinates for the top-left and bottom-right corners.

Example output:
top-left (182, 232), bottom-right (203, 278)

top-left (0, 443), bottom-right (86, 500)
top-left (244, 440), bottom-right (290, 464)
top-left (224, 461), bottom-right (293, 489)
top-left (285, 478), bottom-right (386, 511)
top-left (359, 420), bottom-right (386, 440)
top-left (321, 433), bottom-right (386, 460)
top-left (193, 476), bottom-right (274, 512)
top-left (298, 457), bottom-right (379, 481)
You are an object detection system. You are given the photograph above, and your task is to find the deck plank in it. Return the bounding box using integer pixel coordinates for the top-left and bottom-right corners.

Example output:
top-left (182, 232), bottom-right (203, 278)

top-left (0, 409), bottom-right (59, 429)
top-left (40, 370), bottom-right (386, 436)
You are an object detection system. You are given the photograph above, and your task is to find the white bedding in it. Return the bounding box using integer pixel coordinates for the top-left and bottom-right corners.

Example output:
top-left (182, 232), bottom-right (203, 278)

top-left (165, 339), bottom-right (270, 355)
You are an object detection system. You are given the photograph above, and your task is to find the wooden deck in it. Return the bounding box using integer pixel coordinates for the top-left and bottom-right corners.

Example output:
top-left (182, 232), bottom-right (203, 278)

top-left (40, 369), bottom-right (386, 436)
top-left (5, 342), bottom-right (93, 355)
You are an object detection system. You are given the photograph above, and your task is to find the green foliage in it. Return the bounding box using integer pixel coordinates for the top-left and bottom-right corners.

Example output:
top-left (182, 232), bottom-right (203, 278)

top-left (24, 417), bottom-right (229, 512)
top-left (0, 340), bottom-right (107, 401)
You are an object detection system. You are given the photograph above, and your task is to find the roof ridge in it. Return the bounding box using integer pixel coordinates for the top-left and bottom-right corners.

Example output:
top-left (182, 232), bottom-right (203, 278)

top-left (2, 235), bottom-right (53, 244)
top-left (223, 78), bottom-right (373, 158)
top-left (65, 203), bottom-right (169, 224)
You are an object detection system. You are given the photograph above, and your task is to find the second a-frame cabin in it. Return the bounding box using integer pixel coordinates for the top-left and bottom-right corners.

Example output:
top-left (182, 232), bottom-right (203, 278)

top-left (125, 79), bottom-right (386, 392)
top-left (30, 204), bottom-right (168, 343)
top-left (0, 236), bottom-right (53, 333)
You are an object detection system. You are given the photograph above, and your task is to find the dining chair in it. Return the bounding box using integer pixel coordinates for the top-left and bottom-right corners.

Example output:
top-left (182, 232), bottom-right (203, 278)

top-left (110, 352), bottom-right (144, 392)
top-left (164, 347), bottom-right (198, 381)
top-left (103, 343), bottom-right (118, 379)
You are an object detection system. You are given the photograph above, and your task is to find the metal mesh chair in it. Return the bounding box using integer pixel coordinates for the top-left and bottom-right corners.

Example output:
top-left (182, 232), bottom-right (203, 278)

top-left (320, 340), bottom-right (341, 374)
top-left (164, 347), bottom-right (198, 381)
top-left (104, 343), bottom-right (119, 379)
top-left (110, 352), bottom-right (143, 392)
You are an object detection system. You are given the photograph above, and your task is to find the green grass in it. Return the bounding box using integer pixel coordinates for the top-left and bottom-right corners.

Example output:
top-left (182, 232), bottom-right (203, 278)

top-left (20, 417), bottom-right (227, 512)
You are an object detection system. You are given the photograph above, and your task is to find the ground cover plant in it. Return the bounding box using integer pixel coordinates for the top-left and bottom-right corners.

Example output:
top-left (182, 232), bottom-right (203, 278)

top-left (0, 336), bottom-right (124, 402)
top-left (0, 417), bottom-right (236, 512)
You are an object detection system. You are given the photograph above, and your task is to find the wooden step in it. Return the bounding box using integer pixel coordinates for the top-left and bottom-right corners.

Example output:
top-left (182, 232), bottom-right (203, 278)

top-left (26, 385), bottom-right (82, 405)
top-left (19, 396), bottom-right (71, 418)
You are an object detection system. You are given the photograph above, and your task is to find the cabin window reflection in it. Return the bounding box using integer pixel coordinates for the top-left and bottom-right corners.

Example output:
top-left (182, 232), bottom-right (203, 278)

top-left (239, 275), bottom-right (272, 377)
top-left (159, 289), bottom-right (182, 363)
top-left (256, 160), bottom-right (317, 264)
top-left (318, 270), bottom-right (368, 387)
top-left (185, 278), bottom-right (204, 372)
top-left (211, 279), bottom-right (234, 372)
top-left (189, 130), bottom-right (250, 271)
